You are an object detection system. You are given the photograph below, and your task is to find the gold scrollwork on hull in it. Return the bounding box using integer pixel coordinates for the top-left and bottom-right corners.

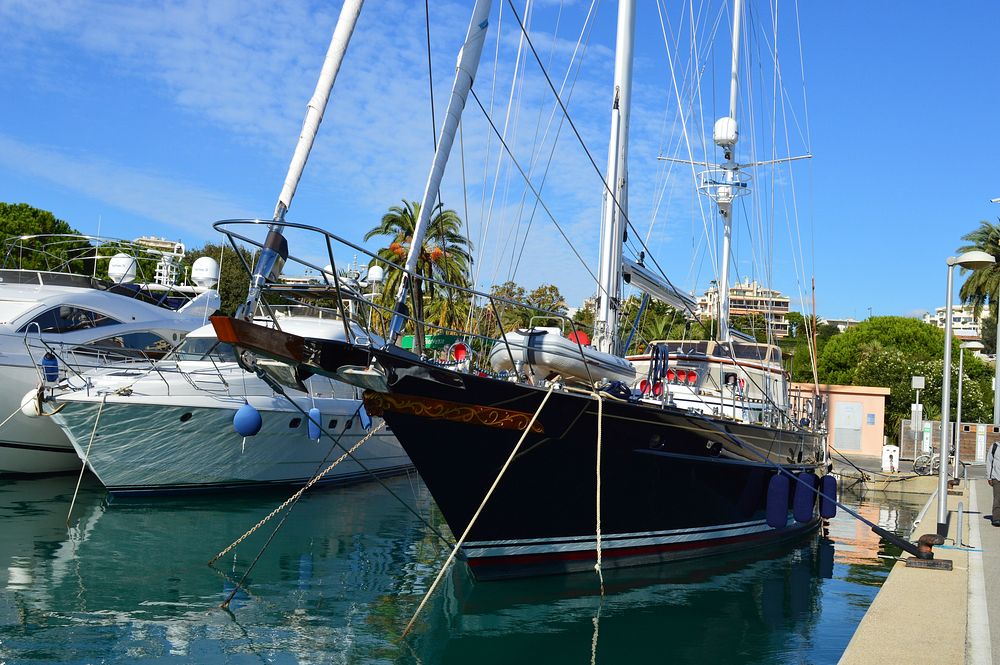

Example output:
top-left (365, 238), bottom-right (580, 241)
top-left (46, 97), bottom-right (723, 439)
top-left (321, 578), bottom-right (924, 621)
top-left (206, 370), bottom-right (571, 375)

top-left (363, 391), bottom-right (544, 434)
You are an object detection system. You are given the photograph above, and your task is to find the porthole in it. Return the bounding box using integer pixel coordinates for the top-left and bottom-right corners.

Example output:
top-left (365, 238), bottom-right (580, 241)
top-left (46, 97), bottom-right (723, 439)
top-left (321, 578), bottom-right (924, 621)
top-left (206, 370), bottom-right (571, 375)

top-left (345, 418), bottom-right (353, 430)
top-left (179, 412), bottom-right (193, 423)
top-left (328, 419), bottom-right (338, 429)
top-left (289, 417), bottom-right (302, 428)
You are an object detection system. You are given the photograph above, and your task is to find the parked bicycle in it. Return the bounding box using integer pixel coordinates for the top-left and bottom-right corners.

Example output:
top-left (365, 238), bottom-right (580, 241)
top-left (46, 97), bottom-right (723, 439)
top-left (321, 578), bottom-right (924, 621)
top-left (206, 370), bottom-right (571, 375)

top-left (912, 453), bottom-right (940, 476)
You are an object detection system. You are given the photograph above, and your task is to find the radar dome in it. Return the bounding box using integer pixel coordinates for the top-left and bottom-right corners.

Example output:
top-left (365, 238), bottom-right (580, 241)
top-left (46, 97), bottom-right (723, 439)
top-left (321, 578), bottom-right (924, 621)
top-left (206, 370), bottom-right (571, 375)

top-left (366, 265), bottom-right (384, 283)
top-left (191, 256), bottom-right (220, 288)
top-left (713, 116), bottom-right (739, 148)
top-left (108, 253), bottom-right (137, 284)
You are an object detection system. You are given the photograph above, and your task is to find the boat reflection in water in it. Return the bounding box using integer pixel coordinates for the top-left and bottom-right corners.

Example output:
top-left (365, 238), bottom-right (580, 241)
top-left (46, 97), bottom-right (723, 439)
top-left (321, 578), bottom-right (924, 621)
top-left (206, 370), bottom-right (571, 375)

top-left (0, 475), bottom-right (924, 664)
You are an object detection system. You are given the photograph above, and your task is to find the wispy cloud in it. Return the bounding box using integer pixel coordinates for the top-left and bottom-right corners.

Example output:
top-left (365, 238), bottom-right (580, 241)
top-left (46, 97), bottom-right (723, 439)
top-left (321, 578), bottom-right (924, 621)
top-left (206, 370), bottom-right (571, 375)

top-left (0, 135), bottom-right (254, 237)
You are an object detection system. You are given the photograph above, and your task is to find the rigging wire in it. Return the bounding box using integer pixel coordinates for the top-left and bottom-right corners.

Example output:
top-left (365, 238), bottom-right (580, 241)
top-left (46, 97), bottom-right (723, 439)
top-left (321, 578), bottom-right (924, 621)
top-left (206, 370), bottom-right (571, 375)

top-left (503, 0), bottom-right (704, 329)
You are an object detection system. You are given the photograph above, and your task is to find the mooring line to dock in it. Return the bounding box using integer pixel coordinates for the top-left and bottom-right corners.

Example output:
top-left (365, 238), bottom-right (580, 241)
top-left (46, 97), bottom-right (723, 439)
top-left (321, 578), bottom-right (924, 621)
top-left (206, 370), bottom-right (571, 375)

top-left (216, 422), bottom-right (386, 610)
top-left (401, 382), bottom-right (557, 639)
top-left (66, 394), bottom-right (105, 526)
top-left (209, 421), bottom-right (385, 567)
top-left (260, 374), bottom-right (454, 548)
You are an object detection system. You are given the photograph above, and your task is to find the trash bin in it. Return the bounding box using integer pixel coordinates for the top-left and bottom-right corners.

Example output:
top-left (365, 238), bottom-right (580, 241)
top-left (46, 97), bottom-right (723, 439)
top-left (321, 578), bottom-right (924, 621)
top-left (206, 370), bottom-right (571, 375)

top-left (881, 444), bottom-right (900, 473)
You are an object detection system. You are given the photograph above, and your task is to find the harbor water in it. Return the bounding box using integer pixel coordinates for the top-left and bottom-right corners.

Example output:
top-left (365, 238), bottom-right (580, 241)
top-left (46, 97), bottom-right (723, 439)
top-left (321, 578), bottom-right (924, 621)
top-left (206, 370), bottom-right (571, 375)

top-left (0, 473), bottom-right (926, 664)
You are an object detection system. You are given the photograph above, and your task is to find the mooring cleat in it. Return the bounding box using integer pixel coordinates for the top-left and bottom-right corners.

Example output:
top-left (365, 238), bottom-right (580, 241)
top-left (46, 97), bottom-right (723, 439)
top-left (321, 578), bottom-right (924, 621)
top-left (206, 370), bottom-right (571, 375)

top-left (915, 533), bottom-right (945, 559)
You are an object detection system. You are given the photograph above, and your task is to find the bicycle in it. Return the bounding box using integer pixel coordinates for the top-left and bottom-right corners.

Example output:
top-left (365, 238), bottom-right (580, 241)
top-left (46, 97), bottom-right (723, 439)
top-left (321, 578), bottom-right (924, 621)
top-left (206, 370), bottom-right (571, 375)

top-left (912, 453), bottom-right (940, 476)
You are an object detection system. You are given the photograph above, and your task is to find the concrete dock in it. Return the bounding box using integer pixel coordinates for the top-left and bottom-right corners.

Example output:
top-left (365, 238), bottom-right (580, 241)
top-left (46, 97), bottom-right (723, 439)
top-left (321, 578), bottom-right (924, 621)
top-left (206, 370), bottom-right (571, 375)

top-left (837, 460), bottom-right (995, 664)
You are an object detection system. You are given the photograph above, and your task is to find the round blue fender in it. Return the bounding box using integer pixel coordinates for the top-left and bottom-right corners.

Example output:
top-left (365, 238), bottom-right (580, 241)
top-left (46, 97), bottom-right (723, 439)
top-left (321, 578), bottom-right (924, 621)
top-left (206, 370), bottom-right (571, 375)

top-left (819, 474), bottom-right (838, 519)
top-left (766, 473), bottom-right (790, 529)
top-left (307, 407), bottom-right (322, 440)
top-left (793, 471), bottom-right (818, 523)
top-left (233, 403), bottom-right (262, 437)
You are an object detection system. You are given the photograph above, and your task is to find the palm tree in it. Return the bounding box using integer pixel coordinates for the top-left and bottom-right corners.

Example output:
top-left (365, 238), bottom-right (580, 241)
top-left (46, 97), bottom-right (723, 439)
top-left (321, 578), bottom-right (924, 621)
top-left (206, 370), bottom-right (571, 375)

top-left (958, 219), bottom-right (1000, 318)
top-left (365, 200), bottom-right (472, 354)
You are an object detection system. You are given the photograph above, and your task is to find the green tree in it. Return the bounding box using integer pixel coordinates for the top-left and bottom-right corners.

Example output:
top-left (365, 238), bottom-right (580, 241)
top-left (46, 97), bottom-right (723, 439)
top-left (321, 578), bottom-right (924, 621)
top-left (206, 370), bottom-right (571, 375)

top-left (365, 200), bottom-right (472, 354)
top-left (958, 219), bottom-right (1000, 318)
top-left (0, 202), bottom-right (92, 273)
top-left (182, 243), bottom-right (253, 316)
top-left (817, 316), bottom-right (992, 440)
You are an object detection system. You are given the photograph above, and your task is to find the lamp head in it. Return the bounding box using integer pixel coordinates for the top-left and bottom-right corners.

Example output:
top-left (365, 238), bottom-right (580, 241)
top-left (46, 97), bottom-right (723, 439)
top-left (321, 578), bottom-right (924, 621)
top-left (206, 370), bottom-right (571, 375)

top-left (948, 250), bottom-right (996, 270)
top-left (960, 340), bottom-right (985, 351)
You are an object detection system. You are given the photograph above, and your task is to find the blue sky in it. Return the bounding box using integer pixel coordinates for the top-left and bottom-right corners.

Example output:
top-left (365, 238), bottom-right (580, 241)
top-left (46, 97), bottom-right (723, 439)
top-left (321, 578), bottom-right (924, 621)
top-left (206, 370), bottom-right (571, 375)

top-left (1, 0), bottom-right (998, 321)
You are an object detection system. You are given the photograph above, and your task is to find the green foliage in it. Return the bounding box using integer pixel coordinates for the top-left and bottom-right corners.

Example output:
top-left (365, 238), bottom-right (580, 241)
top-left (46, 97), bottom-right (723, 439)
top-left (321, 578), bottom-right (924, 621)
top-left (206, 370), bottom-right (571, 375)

top-left (958, 219), bottom-right (1000, 318)
top-left (0, 202), bottom-right (93, 273)
top-left (816, 316), bottom-right (993, 440)
top-left (982, 312), bottom-right (996, 355)
top-left (182, 243), bottom-right (252, 316)
top-left (364, 200), bottom-right (472, 353)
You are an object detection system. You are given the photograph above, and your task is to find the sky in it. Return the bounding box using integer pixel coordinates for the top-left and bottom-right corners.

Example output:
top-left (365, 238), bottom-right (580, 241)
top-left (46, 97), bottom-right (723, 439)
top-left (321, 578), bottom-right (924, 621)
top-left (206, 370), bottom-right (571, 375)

top-left (1, 0), bottom-right (998, 321)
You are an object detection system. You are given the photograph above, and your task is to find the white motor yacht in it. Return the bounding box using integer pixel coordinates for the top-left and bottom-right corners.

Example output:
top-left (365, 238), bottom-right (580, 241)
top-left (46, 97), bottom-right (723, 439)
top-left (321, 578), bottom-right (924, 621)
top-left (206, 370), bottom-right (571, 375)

top-left (0, 235), bottom-right (220, 473)
top-left (48, 317), bottom-right (411, 494)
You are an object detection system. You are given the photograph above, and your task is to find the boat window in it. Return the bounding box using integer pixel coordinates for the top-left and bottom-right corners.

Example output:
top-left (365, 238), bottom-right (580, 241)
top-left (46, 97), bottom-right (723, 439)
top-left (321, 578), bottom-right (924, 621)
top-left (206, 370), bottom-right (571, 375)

top-left (17, 306), bottom-right (121, 334)
top-left (174, 337), bottom-right (238, 362)
top-left (75, 332), bottom-right (173, 359)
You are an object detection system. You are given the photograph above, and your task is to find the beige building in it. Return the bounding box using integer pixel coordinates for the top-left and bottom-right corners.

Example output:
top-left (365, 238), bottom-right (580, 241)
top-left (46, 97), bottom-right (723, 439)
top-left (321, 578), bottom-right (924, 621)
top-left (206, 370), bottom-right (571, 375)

top-left (922, 304), bottom-right (983, 340)
top-left (698, 278), bottom-right (791, 337)
top-left (791, 383), bottom-right (889, 457)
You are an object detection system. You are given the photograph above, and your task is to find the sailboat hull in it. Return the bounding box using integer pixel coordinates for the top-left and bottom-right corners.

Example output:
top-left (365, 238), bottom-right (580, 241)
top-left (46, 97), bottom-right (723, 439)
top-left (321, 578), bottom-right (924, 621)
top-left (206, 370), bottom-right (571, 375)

top-left (211, 318), bottom-right (825, 580)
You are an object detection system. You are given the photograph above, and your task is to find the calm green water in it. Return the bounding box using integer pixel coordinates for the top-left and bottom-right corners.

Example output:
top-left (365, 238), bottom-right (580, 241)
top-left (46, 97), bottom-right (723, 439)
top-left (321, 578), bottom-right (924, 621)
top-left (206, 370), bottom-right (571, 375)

top-left (0, 473), bottom-right (925, 664)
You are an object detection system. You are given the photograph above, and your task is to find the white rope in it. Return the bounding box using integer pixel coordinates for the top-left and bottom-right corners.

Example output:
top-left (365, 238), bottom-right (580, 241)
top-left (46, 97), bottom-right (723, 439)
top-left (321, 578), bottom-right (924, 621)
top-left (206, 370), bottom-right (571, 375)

top-left (402, 382), bottom-right (557, 638)
top-left (67, 393), bottom-right (106, 525)
top-left (594, 392), bottom-right (605, 595)
top-left (209, 421), bottom-right (385, 565)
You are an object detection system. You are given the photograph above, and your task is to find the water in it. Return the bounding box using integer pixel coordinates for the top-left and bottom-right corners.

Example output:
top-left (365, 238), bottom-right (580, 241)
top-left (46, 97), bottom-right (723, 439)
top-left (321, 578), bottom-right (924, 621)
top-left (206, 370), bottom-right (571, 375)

top-left (0, 473), bottom-right (926, 664)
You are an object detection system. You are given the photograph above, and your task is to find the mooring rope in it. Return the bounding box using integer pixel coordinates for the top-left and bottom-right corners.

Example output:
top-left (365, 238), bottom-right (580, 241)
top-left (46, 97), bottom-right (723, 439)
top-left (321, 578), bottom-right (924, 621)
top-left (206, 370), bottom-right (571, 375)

top-left (401, 382), bottom-right (557, 639)
top-left (0, 403), bottom-right (26, 432)
top-left (67, 394), bottom-right (105, 526)
top-left (209, 421), bottom-right (385, 567)
top-left (594, 392), bottom-right (605, 596)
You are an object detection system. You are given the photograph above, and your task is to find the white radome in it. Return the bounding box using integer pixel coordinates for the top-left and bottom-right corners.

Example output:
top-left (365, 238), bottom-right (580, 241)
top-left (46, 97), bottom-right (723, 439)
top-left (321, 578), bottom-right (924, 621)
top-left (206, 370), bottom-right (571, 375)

top-left (107, 253), bottom-right (137, 284)
top-left (713, 116), bottom-right (739, 148)
top-left (191, 256), bottom-right (220, 288)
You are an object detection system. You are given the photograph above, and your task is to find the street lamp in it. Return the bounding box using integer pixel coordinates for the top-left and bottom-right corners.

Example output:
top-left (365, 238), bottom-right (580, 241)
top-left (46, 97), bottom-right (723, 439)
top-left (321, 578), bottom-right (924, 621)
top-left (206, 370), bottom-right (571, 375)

top-left (954, 340), bottom-right (984, 480)
top-left (938, 251), bottom-right (996, 537)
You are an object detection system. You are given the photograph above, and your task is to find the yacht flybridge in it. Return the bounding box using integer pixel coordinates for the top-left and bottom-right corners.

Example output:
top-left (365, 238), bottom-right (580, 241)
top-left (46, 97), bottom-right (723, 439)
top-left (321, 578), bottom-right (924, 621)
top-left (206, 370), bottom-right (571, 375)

top-left (0, 234), bottom-right (220, 474)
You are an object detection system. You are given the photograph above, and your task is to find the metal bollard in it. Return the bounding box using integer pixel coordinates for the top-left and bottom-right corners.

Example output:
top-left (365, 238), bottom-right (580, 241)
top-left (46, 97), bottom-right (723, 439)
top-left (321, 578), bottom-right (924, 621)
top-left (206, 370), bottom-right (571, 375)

top-left (956, 501), bottom-right (964, 548)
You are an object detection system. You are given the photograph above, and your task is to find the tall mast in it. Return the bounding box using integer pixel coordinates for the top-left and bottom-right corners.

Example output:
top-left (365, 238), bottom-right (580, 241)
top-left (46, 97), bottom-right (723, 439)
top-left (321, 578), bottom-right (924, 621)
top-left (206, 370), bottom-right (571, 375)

top-left (240, 0), bottom-right (365, 318)
top-left (712, 0), bottom-right (744, 343)
top-left (594, 0), bottom-right (636, 356)
top-left (386, 0), bottom-right (493, 345)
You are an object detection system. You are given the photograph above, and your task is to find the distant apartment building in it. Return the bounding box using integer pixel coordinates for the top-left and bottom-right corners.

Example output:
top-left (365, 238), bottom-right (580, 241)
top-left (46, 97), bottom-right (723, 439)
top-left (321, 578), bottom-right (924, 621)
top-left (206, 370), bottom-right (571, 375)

top-left (818, 317), bottom-right (860, 333)
top-left (697, 278), bottom-right (791, 337)
top-left (922, 304), bottom-right (982, 340)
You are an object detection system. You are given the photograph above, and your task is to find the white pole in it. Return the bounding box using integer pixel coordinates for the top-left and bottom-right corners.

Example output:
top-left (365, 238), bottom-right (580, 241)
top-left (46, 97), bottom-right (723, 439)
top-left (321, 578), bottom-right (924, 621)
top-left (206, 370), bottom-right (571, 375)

top-left (994, 309), bottom-right (1000, 424)
top-left (274, 0), bottom-right (365, 221)
top-left (594, 0), bottom-right (636, 355)
top-left (240, 0), bottom-right (365, 318)
top-left (717, 0), bottom-right (744, 344)
top-left (955, 347), bottom-right (964, 480)
top-left (387, 0), bottom-right (493, 343)
top-left (937, 261), bottom-right (956, 536)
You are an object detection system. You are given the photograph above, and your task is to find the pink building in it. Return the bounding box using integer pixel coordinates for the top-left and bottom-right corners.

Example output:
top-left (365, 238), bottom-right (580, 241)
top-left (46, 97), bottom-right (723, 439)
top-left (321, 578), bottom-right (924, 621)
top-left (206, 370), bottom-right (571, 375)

top-left (790, 383), bottom-right (889, 457)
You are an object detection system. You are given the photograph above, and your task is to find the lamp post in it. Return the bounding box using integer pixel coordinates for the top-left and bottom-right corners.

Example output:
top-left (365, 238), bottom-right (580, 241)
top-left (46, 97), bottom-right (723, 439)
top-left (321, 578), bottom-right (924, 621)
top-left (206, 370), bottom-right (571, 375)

top-left (938, 251), bottom-right (996, 537)
top-left (954, 340), bottom-right (984, 480)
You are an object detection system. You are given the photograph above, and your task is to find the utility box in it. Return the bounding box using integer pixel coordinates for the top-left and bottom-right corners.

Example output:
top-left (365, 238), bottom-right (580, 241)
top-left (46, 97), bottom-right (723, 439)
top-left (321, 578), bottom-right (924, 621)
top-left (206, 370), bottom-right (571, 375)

top-left (882, 445), bottom-right (900, 473)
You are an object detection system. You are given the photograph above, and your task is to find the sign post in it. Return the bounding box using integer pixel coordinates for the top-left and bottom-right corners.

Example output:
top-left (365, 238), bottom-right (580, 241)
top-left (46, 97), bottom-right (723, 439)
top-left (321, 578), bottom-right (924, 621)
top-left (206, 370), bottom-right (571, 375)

top-left (911, 376), bottom-right (925, 460)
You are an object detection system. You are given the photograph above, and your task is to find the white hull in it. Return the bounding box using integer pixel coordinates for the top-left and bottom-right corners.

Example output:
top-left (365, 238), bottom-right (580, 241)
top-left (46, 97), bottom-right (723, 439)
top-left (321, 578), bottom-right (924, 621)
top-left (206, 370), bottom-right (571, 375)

top-left (53, 394), bottom-right (410, 494)
top-left (0, 362), bottom-right (81, 473)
